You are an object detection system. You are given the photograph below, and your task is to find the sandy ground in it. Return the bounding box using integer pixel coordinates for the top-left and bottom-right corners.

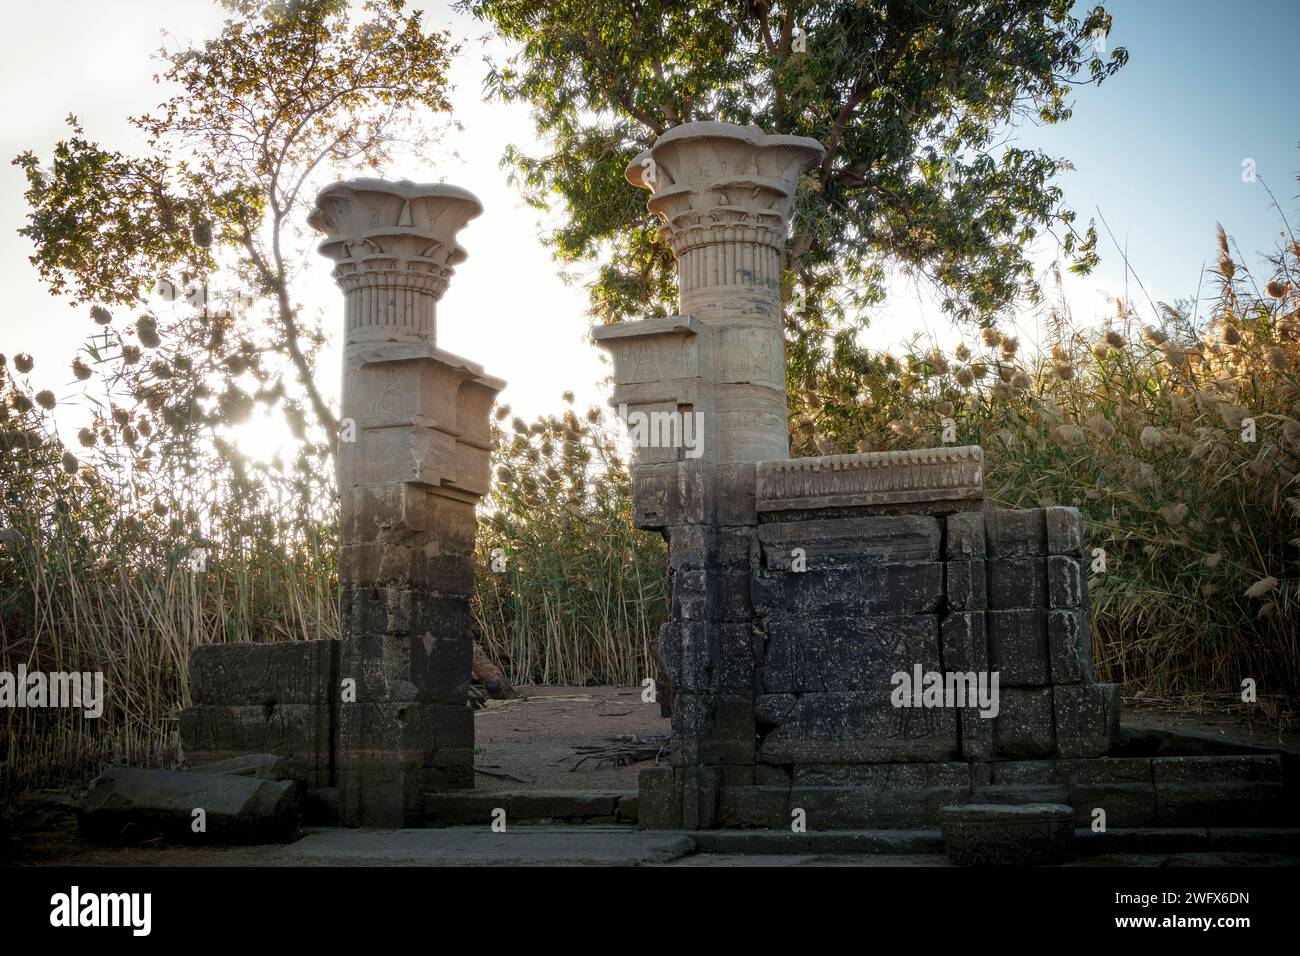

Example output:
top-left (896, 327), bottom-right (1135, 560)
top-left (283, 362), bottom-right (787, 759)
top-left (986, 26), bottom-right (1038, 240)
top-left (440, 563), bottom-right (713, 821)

top-left (472, 684), bottom-right (669, 792)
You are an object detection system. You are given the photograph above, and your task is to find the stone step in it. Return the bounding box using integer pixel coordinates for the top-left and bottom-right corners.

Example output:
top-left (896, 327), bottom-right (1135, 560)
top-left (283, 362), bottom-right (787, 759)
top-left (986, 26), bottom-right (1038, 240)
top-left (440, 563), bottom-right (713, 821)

top-left (688, 828), bottom-right (944, 856)
top-left (289, 827), bottom-right (694, 866)
top-left (419, 790), bottom-right (638, 826)
top-left (1074, 827), bottom-right (1300, 856)
top-left (684, 826), bottom-right (1300, 858)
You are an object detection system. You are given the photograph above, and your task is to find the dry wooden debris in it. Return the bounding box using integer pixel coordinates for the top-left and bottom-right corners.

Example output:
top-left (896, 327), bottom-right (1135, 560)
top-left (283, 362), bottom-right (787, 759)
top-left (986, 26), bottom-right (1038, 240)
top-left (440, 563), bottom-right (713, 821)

top-left (566, 734), bottom-right (669, 771)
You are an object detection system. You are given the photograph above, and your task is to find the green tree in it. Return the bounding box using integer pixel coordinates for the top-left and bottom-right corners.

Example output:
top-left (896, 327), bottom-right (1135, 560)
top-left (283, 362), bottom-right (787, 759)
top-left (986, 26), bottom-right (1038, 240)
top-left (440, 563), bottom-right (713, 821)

top-left (14, 0), bottom-right (457, 452)
top-left (462, 0), bottom-right (1126, 422)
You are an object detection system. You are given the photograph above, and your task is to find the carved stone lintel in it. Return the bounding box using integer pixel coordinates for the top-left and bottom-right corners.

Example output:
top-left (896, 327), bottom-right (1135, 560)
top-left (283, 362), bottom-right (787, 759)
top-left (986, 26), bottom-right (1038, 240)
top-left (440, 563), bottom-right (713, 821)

top-left (756, 445), bottom-right (985, 515)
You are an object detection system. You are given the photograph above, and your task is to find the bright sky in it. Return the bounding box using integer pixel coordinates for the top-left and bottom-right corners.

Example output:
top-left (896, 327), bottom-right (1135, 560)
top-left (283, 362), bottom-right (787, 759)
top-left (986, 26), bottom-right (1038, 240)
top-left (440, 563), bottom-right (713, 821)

top-left (2, 0), bottom-right (1297, 457)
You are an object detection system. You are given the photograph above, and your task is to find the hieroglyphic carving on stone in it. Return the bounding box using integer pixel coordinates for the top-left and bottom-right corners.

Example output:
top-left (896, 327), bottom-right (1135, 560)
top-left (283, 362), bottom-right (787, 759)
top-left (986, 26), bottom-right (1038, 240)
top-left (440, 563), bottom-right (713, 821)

top-left (361, 364), bottom-right (416, 420)
top-left (717, 327), bottom-right (782, 387)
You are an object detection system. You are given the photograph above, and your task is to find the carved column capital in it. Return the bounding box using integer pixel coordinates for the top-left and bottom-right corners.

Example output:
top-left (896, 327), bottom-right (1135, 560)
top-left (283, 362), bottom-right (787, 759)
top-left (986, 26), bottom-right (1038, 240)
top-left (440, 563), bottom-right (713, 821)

top-left (626, 122), bottom-right (824, 259)
top-left (310, 179), bottom-right (483, 346)
top-left (607, 123), bottom-right (824, 473)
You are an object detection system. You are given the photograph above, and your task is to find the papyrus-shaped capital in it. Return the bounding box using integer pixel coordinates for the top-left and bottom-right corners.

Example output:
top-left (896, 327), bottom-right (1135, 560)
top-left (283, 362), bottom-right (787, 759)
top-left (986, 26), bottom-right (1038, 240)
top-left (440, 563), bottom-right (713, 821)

top-left (310, 179), bottom-right (483, 347)
top-left (626, 122), bottom-right (824, 258)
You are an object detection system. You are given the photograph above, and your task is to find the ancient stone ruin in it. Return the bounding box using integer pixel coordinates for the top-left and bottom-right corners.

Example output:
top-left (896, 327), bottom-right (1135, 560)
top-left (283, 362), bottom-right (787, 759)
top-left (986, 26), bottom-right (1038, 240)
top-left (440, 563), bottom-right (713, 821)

top-left (182, 179), bottom-right (502, 826)
top-left (174, 128), bottom-right (1293, 851)
top-left (594, 121), bottom-right (1291, 837)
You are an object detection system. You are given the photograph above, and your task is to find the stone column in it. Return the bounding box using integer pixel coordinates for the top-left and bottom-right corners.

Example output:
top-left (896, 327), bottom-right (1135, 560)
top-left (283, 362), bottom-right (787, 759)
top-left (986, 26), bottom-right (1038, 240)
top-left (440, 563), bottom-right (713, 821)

top-left (595, 124), bottom-right (823, 828)
top-left (625, 122), bottom-right (822, 466)
top-left (595, 122), bottom-right (823, 525)
top-left (309, 179), bottom-right (504, 826)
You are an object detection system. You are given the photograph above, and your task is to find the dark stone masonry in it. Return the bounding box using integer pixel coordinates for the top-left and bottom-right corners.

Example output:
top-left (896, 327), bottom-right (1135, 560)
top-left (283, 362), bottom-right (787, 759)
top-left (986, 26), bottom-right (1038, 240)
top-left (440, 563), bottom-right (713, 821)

top-left (594, 121), bottom-right (1295, 836)
top-left (178, 123), bottom-right (1296, 847)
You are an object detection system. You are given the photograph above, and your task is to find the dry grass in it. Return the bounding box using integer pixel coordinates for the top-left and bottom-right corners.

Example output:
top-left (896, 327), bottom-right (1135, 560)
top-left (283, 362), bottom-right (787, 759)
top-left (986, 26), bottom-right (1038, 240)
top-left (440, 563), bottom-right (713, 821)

top-left (794, 226), bottom-right (1300, 698)
top-left (3, 215), bottom-right (1297, 798)
top-left (472, 397), bottom-right (668, 687)
top-left (0, 402), bottom-right (337, 794)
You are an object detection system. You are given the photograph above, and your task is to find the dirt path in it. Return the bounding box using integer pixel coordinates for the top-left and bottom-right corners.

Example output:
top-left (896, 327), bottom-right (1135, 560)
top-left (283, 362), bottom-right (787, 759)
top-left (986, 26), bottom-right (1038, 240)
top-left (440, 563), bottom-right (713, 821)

top-left (473, 684), bottom-right (669, 792)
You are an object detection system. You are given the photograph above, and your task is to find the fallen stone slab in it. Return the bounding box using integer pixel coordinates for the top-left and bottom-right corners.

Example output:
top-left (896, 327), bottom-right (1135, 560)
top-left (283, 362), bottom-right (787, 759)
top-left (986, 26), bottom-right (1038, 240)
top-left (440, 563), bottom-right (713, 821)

top-left (939, 803), bottom-right (1074, 866)
top-left (287, 827), bottom-right (695, 866)
top-left (78, 766), bottom-right (299, 845)
top-left (190, 753), bottom-right (293, 780)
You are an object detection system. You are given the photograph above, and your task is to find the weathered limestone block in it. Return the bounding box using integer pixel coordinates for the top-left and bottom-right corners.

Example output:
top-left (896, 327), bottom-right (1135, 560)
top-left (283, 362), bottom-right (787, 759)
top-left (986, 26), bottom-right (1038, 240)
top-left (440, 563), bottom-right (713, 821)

top-left (78, 767), bottom-right (298, 845)
top-left (1068, 757), bottom-right (1156, 827)
top-left (987, 608), bottom-right (1050, 686)
top-left (718, 622), bottom-right (757, 695)
top-left (190, 753), bottom-right (293, 779)
top-left (945, 560), bottom-right (988, 610)
top-left (755, 690), bottom-right (959, 763)
top-left (960, 709), bottom-right (995, 761)
top-left (1054, 683), bottom-right (1121, 758)
top-left (637, 766), bottom-right (682, 829)
top-left (1047, 609), bottom-right (1092, 683)
top-left (666, 524), bottom-right (716, 571)
top-left (975, 760), bottom-right (1070, 804)
top-left (791, 760), bottom-right (970, 789)
top-left (940, 803), bottom-right (1074, 866)
top-left (631, 460), bottom-right (713, 529)
top-left (1047, 555), bottom-right (1084, 608)
top-left (716, 567), bottom-right (753, 621)
top-left (716, 463), bottom-right (759, 525)
top-left (670, 694), bottom-right (756, 766)
top-left (670, 568), bottom-right (716, 622)
top-left (985, 509), bottom-right (1047, 557)
top-left (188, 640), bottom-right (335, 706)
top-left (334, 701), bottom-right (474, 823)
top-left (1045, 506), bottom-right (1085, 557)
top-left (784, 763), bottom-right (973, 827)
top-left (719, 785), bottom-right (790, 828)
top-left (342, 630), bottom-right (473, 706)
top-left (659, 621), bottom-right (721, 694)
top-left (789, 783), bottom-right (973, 829)
top-left (181, 702), bottom-right (330, 788)
top-left (343, 587), bottom-right (474, 643)
top-left (678, 766), bottom-right (724, 829)
top-left (761, 614), bottom-right (938, 694)
top-left (597, 315), bottom-right (713, 385)
top-left (757, 514), bottom-right (941, 569)
top-left (1151, 754), bottom-right (1288, 826)
top-left (718, 526), bottom-right (755, 564)
top-left (994, 688), bottom-right (1057, 758)
top-left (941, 611), bottom-right (988, 674)
top-left (988, 558), bottom-right (1048, 608)
top-left (946, 511), bottom-right (987, 559)
top-left (989, 760), bottom-right (1069, 785)
top-left (751, 562), bottom-right (944, 619)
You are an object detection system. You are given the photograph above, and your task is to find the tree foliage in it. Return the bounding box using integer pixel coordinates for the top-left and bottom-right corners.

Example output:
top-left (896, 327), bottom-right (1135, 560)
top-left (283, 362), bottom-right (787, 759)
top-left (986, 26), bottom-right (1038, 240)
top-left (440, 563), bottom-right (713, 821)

top-left (463, 0), bottom-right (1127, 410)
top-left (14, 0), bottom-right (457, 447)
